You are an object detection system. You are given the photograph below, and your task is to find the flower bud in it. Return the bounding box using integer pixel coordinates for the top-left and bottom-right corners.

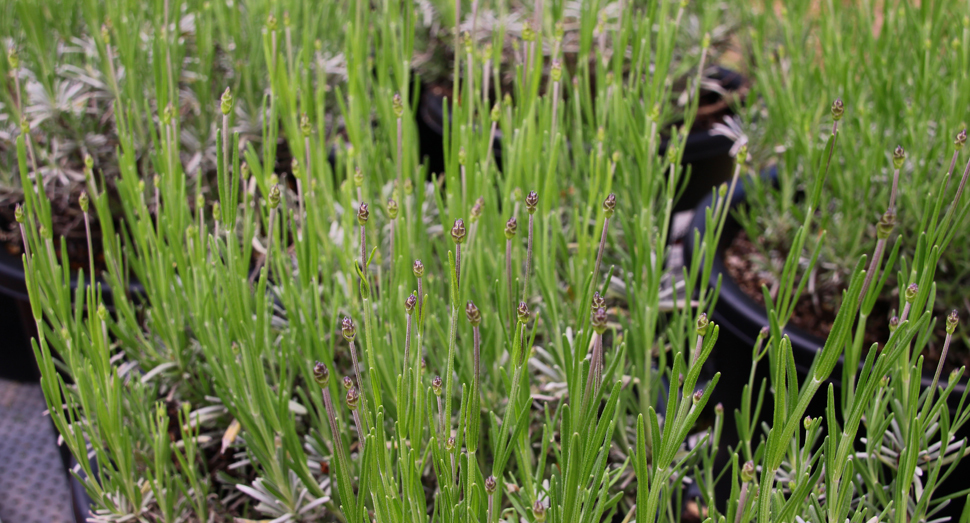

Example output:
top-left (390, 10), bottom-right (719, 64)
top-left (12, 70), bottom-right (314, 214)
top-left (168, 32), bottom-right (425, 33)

top-left (695, 313), bottom-right (711, 337)
top-left (387, 199), bottom-right (399, 219)
top-left (692, 389), bottom-right (703, 405)
top-left (532, 501), bottom-right (546, 522)
top-left (470, 197), bottom-right (484, 222)
top-left (831, 98), bottom-right (844, 121)
top-left (591, 307), bottom-right (608, 334)
top-left (458, 147), bottom-right (466, 166)
top-left (79, 192), bottom-right (89, 213)
top-left (554, 21), bottom-right (565, 41)
top-left (97, 303), bottom-right (108, 321)
top-left (957, 129), bottom-right (967, 150)
top-left (592, 291), bottom-right (605, 310)
top-left (354, 167), bottom-right (364, 187)
top-left (14, 205), bottom-right (24, 223)
top-left (603, 193), bottom-right (616, 218)
top-left (300, 113), bottom-right (311, 137)
top-left (212, 201), bottom-right (221, 221)
top-left (39, 225), bottom-right (50, 240)
top-left (889, 315), bottom-right (899, 333)
top-left (485, 475), bottom-right (497, 494)
top-left (392, 93), bottom-right (404, 118)
top-left (342, 376), bottom-right (354, 390)
top-left (446, 436), bottom-right (456, 451)
top-left (7, 47), bottom-right (18, 69)
top-left (551, 60), bottom-right (562, 82)
top-left (357, 202), bottom-right (369, 226)
top-left (241, 162), bottom-right (250, 178)
top-left (525, 191), bottom-right (538, 214)
top-left (413, 260), bottom-right (425, 278)
top-left (803, 416), bottom-right (812, 430)
top-left (20, 116), bottom-right (28, 135)
top-left (404, 178), bottom-right (413, 195)
top-left (759, 326), bottom-right (770, 339)
top-left (266, 14), bottom-right (278, 31)
top-left (504, 93), bottom-right (513, 108)
top-left (876, 208), bottom-right (896, 239)
top-left (504, 217), bottom-right (518, 239)
top-left (342, 317), bottom-right (357, 341)
top-left (947, 309), bottom-right (959, 335)
top-left (432, 376), bottom-right (443, 396)
top-left (313, 361), bottom-right (330, 387)
top-left (283, 11), bottom-right (291, 27)
top-left (893, 145), bottom-right (906, 170)
top-left (715, 403), bottom-right (723, 415)
top-left (268, 184), bottom-right (281, 209)
top-left (466, 301), bottom-right (481, 326)
top-left (84, 154), bottom-right (94, 170)
top-left (451, 219), bottom-right (466, 244)
top-left (163, 102), bottom-right (175, 125)
top-left (346, 387), bottom-right (360, 411)
top-left (220, 87), bottom-right (233, 115)
top-left (905, 283), bottom-right (918, 303)
top-left (522, 21), bottom-right (535, 42)
top-left (741, 461), bottom-right (755, 483)
top-left (490, 103), bottom-right (501, 123)
top-left (405, 293), bottom-right (417, 315)
top-left (517, 302), bottom-right (530, 323)
top-left (291, 158), bottom-right (301, 179)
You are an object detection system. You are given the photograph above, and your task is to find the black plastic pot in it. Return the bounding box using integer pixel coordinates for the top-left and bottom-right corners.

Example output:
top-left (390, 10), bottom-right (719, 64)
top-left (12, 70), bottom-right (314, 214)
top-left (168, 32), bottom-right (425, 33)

top-left (0, 243), bottom-right (144, 382)
top-left (684, 177), bottom-right (970, 517)
top-left (417, 68), bottom-right (746, 209)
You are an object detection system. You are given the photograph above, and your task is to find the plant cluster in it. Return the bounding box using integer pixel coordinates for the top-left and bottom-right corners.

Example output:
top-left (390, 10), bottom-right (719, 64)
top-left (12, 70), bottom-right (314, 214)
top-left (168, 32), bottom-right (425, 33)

top-left (733, 0), bottom-right (970, 365)
top-left (7, 1), bottom-right (970, 523)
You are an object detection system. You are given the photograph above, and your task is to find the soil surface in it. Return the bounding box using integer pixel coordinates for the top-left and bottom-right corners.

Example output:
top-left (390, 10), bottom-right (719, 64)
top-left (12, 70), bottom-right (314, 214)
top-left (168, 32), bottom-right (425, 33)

top-left (723, 231), bottom-right (969, 377)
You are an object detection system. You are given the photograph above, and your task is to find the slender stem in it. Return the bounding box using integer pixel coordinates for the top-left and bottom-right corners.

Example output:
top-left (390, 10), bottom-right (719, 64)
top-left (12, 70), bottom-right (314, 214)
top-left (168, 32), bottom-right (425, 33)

top-left (461, 164), bottom-right (467, 207)
top-left (487, 493), bottom-right (494, 522)
top-left (437, 395), bottom-right (445, 437)
top-left (858, 238), bottom-right (887, 307)
top-left (692, 331), bottom-right (705, 365)
top-left (348, 340), bottom-right (370, 434)
top-left (265, 208), bottom-right (276, 277)
top-left (322, 390), bottom-right (347, 464)
top-left (18, 222), bottom-right (31, 263)
top-left (456, 243), bottom-right (462, 290)
top-left (523, 215), bottom-right (534, 301)
top-left (389, 219), bottom-right (396, 275)
top-left (360, 224), bottom-right (366, 276)
top-left (352, 409), bottom-right (365, 450)
top-left (403, 314), bottom-right (412, 379)
top-left (593, 217), bottom-right (610, 284)
top-left (735, 482), bottom-right (749, 523)
top-left (506, 239), bottom-right (514, 329)
top-left (482, 59), bottom-right (491, 107)
top-left (551, 80), bottom-right (560, 141)
top-left (83, 212), bottom-right (94, 282)
top-left (485, 121), bottom-right (498, 171)
top-left (396, 117), bottom-right (403, 197)
top-left (889, 168), bottom-right (900, 211)
top-left (417, 276), bottom-right (424, 320)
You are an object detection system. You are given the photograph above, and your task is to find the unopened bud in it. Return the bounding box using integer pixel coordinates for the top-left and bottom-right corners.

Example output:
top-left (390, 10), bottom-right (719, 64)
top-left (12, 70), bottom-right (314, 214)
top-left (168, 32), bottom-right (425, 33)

top-left (357, 202), bottom-right (369, 226)
top-left (905, 283), bottom-right (918, 302)
top-left (268, 184), bottom-right (281, 209)
top-left (466, 301), bottom-right (481, 326)
top-left (525, 191), bottom-right (538, 214)
top-left (591, 307), bottom-right (608, 334)
top-left (504, 217), bottom-right (518, 239)
top-left (405, 293), bottom-right (417, 315)
top-left (300, 113), bottom-right (311, 137)
top-left (387, 199), bottom-right (399, 219)
top-left (551, 60), bottom-right (562, 82)
top-left (342, 376), bottom-right (354, 390)
top-left (532, 501), bottom-right (546, 522)
top-left (759, 326), bottom-right (770, 339)
top-left (696, 313), bottom-right (711, 336)
top-left (947, 310), bottom-right (959, 335)
top-left (592, 291), bottom-right (605, 310)
top-left (603, 193), bottom-right (616, 218)
top-left (517, 302), bottom-right (530, 323)
top-left (877, 209), bottom-right (896, 239)
top-left (485, 475), bottom-right (497, 493)
top-left (490, 103), bottom-right (501, 122)
top-left (446, 436), bottom-right (456, 451)
top-left (212, 201), bottom-right (221, 221)
top-left (413, 260), bottom-right (425, 278)
top-left (14, 205), bottom-right (24, 223)
top-left (957, 129), bottom-right (967, 150)
top-left (403, 178), bottom-right (413, 195)
top-left (803, 416), bottom-right (812, 430)
top-left (341, 317), bottom-right (357, 341)
top-left (893, 145), bottom-right (906, 170)
top-left (221, 87), bottom-right (233, 115)
top-left (741, 461), bottom-right (755, 483)
top-left (889, 316), bottom-right (900, 332)
top-left (266, 14), bottom-right (278, 31)
top-left (692, 389), bottom-right (703, 405)
top-left (313, 362), bottom-right (330, 387)
top-left (393, 93), bottom-right (404, 118)
top-left (831, 98), bottom-right (844, 121)
top-left (97, 303), bottom-right (108, 321)
top-left (432, 376), bottom-right (443, 395)
top-left (79, 192), bottom-right (89, 212)
top-left (451, 219), bottom-right (466, 244)
top-left (346, 387), bottom-right (360, 411)
top-left (554, 21), bottom-right (565, 41)
top-left (354, 167), bottom-right (363, 187)
top-left (470, 197), bottom-right (484, 222)
top-left (7, 47), bottom-right (18, 69)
